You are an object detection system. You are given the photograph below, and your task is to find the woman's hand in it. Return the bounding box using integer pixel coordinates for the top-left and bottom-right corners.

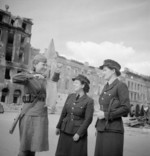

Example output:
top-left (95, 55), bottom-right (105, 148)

top-left (34, 74), bottom-right (45, 79)
top-left (96, 110), bottom-right (105, 119)
top-left (44, 104), bottom-right (49, 107)
top-left (55, 128), bottom-right (60, 135)
top-left (73, 133), bottom-right (80, 141)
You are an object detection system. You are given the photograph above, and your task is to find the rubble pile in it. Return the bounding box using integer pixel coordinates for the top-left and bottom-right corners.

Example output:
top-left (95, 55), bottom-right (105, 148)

top-left (126, 104), bottom-right (150, 128)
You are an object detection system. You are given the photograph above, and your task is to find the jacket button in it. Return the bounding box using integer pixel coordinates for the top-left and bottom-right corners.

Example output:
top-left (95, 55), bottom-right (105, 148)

top-left (104, 92), bottom-right (106, 94)
top-left (72, 107), bottom-right (74, 110)
top-left (73, 103), bottom-right (76, 105)
top-left (102, 98), bottom-right (104, 100)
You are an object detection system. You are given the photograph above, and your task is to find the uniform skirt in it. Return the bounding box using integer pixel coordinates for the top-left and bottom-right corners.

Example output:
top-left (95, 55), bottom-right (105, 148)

top-left (94, 131), bottom-right (124, 156)
top-left (19, 115), bottom-right (49, 152)
top-left (55, 132), bottom-right (87, 156)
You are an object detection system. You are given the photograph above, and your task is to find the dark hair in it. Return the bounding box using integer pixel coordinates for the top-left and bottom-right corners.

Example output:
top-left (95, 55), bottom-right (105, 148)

top-left (106, 66), bottom-right (120, 76)
top-left (80, 81), bottom-right (90, 93)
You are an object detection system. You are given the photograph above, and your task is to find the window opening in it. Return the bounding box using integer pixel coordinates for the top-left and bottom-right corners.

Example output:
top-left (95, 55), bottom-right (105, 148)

top-left (22, 22), bottom-right (27, 30)
top-left (7, 32), bottom-right (14, 44)
top-left (0, 14), bottom-right (3, 22)
top-left (1, 88), bottom-right (9, 102)
top-left (5, 68), bottom-right (10, 79)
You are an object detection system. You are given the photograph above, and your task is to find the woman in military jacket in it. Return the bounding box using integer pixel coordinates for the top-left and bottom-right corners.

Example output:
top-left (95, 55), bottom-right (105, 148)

top-left (12, 54), bottom-right (59, 156)
top-left (94, 59), bottom-right (130, 156)
top-left (55, 74), bottom-right (94, 156)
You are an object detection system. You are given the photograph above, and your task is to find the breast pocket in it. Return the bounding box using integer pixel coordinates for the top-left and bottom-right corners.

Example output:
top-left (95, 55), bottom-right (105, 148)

top-left (74, 105), bottom-right (86, 115)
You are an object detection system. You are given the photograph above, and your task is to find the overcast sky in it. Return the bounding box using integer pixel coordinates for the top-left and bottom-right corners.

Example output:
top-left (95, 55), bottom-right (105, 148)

top-left (0, 0), bottom-right (150, 75)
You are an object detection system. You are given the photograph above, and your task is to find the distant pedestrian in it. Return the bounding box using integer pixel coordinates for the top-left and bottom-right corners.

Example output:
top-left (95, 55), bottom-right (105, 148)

top-left (94, 59), bottom-right (130, 156)
top-left (0, 102), bottom-right (4, 113)
top-left (143, 104), bottom-right (150, 125)
top-left (55, 74), bottom-right (94, 156)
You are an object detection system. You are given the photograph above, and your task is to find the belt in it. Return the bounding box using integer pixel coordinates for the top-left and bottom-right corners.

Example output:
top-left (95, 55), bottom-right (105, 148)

top-left (22, 94), bottom-right (45, 103)
top-left (66, 114), bottom-right (83, 120)
top-left (22, 94), bottom-right (36, 103)
top-left (38, 96), bottom-right (45, 101)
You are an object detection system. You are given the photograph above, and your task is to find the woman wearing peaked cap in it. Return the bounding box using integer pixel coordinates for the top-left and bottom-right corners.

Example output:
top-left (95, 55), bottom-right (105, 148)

top-left (55, 74), bottom-right (94, 156)
top-left (94, 59), bottom-right (130, 156)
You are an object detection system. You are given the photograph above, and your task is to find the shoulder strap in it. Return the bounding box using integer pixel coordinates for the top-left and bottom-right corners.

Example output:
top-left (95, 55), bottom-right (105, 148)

top-left (104, 97), bottom-right (116, 129)
top-left (20, 91), bottom-right (42, 116)
top-left (9, 91), bottom-right (43, 134)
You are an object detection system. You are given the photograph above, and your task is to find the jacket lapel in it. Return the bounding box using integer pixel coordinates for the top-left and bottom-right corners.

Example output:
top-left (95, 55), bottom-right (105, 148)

top-left (76, 94), bottom-right (87, 103)
top-left (102, 84), bottom-right (108, 93)
top-left (104, 79), bottom-right (119, 92)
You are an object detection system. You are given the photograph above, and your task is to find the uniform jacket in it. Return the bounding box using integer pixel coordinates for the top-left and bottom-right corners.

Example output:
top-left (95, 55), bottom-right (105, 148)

top-left (95, 79), bottom-right (130, 133)
top-left (56, 93), bottom-right (94, 137)
top-left (12, 72), bottom-right (48, 116)
top-left (12, 72), bottom-right (49, 151)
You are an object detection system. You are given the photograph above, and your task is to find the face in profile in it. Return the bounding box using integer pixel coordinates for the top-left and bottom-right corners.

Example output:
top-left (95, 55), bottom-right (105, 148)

top-left (73, 79), bottom-right (84, 93)
top-left (34, 61), bottom-right (47, 74)
top-left (102, 66), bottom-right (115, 81)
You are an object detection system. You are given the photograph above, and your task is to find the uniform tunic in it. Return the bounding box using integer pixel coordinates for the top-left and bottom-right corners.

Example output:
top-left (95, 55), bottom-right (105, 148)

top-left (12, 72), bottom-right (49, 152)
top-left (55, 93), bottom-right (94, 156)
top-left (94, 79), bottom-right (130, 156)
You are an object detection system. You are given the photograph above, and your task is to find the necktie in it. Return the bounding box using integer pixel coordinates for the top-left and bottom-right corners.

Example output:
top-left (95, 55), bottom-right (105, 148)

top-left (76, 94), bottom-right (80, 100)
top-left (105, 83), bottom-right (109, 89)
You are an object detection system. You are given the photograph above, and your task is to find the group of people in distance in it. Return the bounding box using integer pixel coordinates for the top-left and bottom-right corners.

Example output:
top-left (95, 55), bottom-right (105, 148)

top-left (11, 54), bottom-right (130, 156)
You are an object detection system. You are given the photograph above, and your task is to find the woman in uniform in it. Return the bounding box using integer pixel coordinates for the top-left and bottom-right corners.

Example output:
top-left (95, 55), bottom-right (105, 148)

top-left (55, 74), bottom-right (94, 156)
top-left (94, 59), bottom-right (130, 156)
top-left (12, 54), bottom-right (52, 156)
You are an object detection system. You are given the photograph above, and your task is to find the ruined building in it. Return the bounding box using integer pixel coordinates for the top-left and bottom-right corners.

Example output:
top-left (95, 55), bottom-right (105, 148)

top-left (121, 68), bottom-right (150, 107)
top-left (0, 7), bottom-right (149, 110)
top-left (0, 7), bottom-right (33, 104)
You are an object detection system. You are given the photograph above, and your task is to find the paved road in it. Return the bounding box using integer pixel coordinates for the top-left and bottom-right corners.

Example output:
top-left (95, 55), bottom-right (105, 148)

top-left (0, 112), bottom-right (150, 156)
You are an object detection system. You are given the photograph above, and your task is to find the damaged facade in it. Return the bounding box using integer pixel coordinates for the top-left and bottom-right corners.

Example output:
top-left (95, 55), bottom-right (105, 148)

top-left (0, 7), bottom-right (33, 104)
top-left (56, 56), bottom-right (104, 96)
top-left (55, 56), bottom-right (104, 108)
top-left (121, 68), bottom-right (150, 107)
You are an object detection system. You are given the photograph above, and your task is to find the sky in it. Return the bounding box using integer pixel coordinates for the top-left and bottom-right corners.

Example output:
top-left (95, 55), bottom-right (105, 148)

top-left (0, 0), bottom-right (150, 75)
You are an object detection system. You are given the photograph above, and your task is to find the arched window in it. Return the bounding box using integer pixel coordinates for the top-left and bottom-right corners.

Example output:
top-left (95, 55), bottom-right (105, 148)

top-left (1, 88), bottom-right (9, 103)
top-left (13, 89), bottom-right (21, 104)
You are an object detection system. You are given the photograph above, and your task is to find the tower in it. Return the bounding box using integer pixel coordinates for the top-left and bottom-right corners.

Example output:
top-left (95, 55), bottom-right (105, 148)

top-left (45, 39), bottom-right (59, 113)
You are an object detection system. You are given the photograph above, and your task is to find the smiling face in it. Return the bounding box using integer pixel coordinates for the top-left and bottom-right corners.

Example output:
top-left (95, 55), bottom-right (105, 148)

top-left (73, 79), bottom-right (84, 93)
top-left (34, 61), bottom-right (47, 74)
top-left (102, 66), bottom-right (115, 81)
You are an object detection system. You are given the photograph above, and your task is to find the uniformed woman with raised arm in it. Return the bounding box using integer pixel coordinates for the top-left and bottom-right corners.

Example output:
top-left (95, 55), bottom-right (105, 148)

top-left (12, 54), bottom-right (59, 156)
